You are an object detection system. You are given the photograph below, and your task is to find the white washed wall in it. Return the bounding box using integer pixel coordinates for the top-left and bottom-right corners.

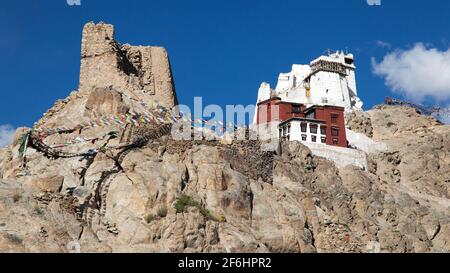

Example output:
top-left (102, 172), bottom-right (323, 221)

top-left (303, 141), bottom-right (368, 170)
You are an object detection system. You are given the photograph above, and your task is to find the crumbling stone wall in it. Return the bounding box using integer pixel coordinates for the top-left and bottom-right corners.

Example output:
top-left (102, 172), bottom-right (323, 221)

top-left (84, 87), bottom-right (130, 119)
top-left (145, 137), bottom-right (275, 183)
top-left (79, 22), bottom-right (178, 109)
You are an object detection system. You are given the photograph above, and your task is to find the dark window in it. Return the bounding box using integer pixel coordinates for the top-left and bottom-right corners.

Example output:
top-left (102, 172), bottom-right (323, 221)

top-left (320, 126), bottom-right (327, 135)
top-left (301, 123), bottom-right (307, 133)
top-left (321, 137), bottom-right (326, 144)
top-left (306, 112), bottom-right (315, 119)
top-left (310, 124), bottom-right (318, 134)
top-left (331, 128), bottom-right (339, 137)
top-left (311, 136), bottom-right (317, 142)
top-left (331, 113), bottom-right (339, 123)
top-left (279, 129), bottom-right (282, 138)
top-left (301, 134), bottom-right (307, 141)
top-left (292, 105), bottom-right (301, 114)
top-left (332, 138), bottom-right (339, 145)
top-left (287, 125), bottom-right (291, 134)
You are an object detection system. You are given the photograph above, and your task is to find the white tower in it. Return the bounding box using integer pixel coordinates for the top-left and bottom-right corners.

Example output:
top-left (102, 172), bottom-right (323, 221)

top-left (253, 82), bottom-right (273, 124)
top-left (253, 51), bottom-right (364, 123)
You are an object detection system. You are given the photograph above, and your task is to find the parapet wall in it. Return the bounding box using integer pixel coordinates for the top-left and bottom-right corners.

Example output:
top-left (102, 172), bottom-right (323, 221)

top-left (346, 129), bottom-right (388, 154)
top-left (79, 22), bottom-right (178, 109)
top-left (303, 142), bottom-right (368, 170)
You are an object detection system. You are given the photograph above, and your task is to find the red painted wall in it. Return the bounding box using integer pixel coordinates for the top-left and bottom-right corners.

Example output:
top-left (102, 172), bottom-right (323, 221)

top-left (308, 106), bottom-right (347, 147)
top-left (257, 99), bottom-right (348, 148)
top-left (257, 98), bottom-right (306, 124)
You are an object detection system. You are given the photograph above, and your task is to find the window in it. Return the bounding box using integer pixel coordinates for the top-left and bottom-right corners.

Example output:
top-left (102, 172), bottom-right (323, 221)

top-left (331, 127), bottom-right (339, 137)
top-left (292, 105), bottom-right (301, 114)
top-left (280, 124), bottom-right (290, 140)
top-left (301, 123), bottom-right (307, 133)
top-left (306, 111), bottom-right (315, 119)
top-left (321, 137), bottom-right (326, 144)
top-left (310, 124), bottom-right (318, 134)
top-left (311, 136), bottom-right (317, 143)
top-left (301, 134), bottom-right (307, 141)
top-left (331, 113), bottom-right (339, 123)
top-left (332, 138), bottom-right (339, 145)
top-left (320, 126), bottom-right (327, 135)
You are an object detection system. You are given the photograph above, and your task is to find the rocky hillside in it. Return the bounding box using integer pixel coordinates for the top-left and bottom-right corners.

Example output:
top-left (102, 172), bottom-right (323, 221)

top-left (0, 104), bottom-right (448, 253)
top-left (0, 22), bottom-right (449, 253)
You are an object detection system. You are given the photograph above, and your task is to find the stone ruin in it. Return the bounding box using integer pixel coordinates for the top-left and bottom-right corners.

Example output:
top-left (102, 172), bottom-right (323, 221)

top-left (33, 22), bottom-right (179, 132)
top-left (79, 22), bottom-right (178, 109)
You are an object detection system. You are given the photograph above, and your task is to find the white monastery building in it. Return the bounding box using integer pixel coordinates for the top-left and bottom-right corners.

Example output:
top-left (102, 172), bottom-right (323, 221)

top-left (252, 51), bottom-right (383, 170)
top-left (254, 50), bottom-right (364, 124)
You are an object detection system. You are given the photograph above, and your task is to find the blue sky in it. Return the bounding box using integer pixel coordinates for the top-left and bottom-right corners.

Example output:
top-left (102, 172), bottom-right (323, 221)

top-left (1, 0), bottom-right (450, 131)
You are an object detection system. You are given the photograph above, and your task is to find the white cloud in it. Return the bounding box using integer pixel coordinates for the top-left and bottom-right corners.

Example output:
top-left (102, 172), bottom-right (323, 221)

top-left (0, 124), bottom-right (16, 147)
top-left (375, 40), bottom-right (391, 49)
top-left (372, 43), bottom-right (450, 103)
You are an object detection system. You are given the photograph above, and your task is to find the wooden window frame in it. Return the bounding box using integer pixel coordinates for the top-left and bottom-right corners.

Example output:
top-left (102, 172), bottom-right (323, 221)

top-left (331, 127), bottom-right (339, 137)
top-left (310, 124), bottom-right (318, 134)
top-left (301, 123), bottom-right (307, 133)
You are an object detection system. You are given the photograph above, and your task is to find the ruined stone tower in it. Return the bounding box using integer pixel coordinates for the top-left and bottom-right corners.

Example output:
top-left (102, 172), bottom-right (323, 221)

top-left (79, 22), bottom-right (178, 109)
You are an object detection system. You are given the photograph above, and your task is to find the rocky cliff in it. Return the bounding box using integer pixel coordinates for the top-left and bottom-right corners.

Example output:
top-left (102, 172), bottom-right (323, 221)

top-left (0, 23), bottom-right (449, 253)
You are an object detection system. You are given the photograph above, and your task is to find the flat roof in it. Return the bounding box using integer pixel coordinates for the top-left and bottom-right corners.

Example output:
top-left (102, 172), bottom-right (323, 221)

top-left (256, 97), bottom-right (282, 105)
top-left (279, 117), bottom-right (326, 126)
top-left (304, 105), bottom-right (345, 113)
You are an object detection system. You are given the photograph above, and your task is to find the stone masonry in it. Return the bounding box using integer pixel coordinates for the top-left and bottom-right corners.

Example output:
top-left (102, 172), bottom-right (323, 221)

top-left (79, 22), bottom-right (178, 109)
